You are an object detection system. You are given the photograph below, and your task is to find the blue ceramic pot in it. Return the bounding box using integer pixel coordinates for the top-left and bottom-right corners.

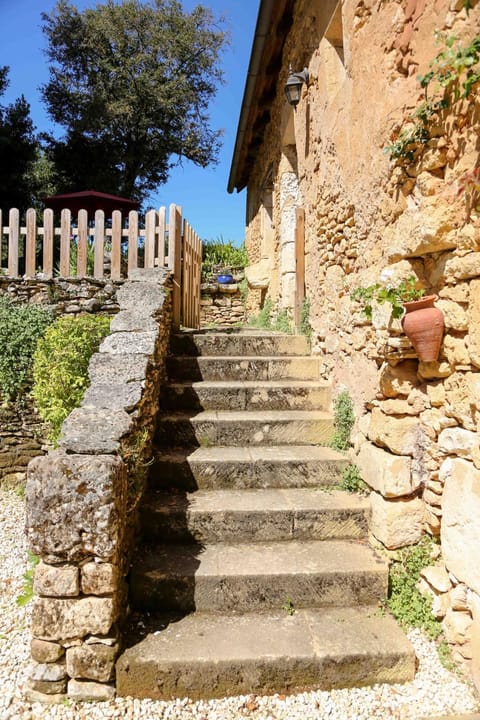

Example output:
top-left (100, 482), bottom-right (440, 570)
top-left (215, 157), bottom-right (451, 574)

top-left (217, 274), bottom-right (234, 284)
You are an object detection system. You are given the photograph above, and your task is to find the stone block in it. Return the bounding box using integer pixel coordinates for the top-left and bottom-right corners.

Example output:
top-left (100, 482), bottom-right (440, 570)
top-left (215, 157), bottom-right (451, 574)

top-left (444, 372), bottom-right (480, 432)
top-left (435, 299), bottom-right (468, 332)
top-left (420, 565), bottom-right (452, 594)
top-left (31, 639), bottom-right (65, 663)
top-left (66, 644), bottom-right (117, 682)
top-left (469, 279), bottom-right (480, 368)
top-left (379, 361), bottom-right (419, 398)
top-left (88, 352), bottom-right (150, 385)
top-left (81, 382), bottom-right (143, 412)
top-left (67, 679), bottom-right (116, 701)
top-left (426, 383), bottom-right (445, 407)
top-left (109, 309), bottom-right (158, 333)
top-left (26, 453), bottom-right (127, 563)
top-left (442, 335), bottom-right (470, 366)
top-left (26, 679), bottom-right (67, 695)
top-left (33, 562), bottom-right (79, 598)
top-left (356, 442), bottom-right (419, 498)
top-left (438, 427), bottom-right (480, 465)
top-left (370, 491), bottom-right (424, 549)
top-left (100, 331), bottom-right (157, 356)
top-left (417, 361), bottom-right (454, 379)
top-left (445, 252), bottom-right (480, 281)
top-left (368, 407), bottom-right (422, 456)
top-left (60, 408), bottom-right (133, 454)
top-left (81, 562), bottom-right (117, 595)
top-left (443, 608), bottom-right (473, 645)
top-left (29, 661), bottom-right (67, 682)
top-left (441, 458), bottom-right (480, 597)
top-left (385, 197), bottom-right (458, 262)
top-left (31, 597), bottom-right (116, 641)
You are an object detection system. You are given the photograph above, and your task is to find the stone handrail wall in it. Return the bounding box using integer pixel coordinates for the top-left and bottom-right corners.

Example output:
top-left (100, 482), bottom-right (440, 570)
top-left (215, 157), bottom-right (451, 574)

top-left (25, 268), bottom-right (173, 702)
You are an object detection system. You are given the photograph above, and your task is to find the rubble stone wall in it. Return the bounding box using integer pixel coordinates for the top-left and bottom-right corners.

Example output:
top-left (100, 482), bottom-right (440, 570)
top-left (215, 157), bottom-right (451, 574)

top-left (200, 282), bottom-right (246, 327)
top-left (0, 278), bottom-right (122, 487)
top-left (24, 268), bottom-right (173, 702)
top-left (244, 0), bottom-right (480, 686)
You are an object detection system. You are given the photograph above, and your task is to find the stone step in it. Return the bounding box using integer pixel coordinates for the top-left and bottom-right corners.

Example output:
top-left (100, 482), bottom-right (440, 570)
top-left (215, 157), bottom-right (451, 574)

top-left (149, 445), bottom-right (349, 491)
top-left (155, 410), bottom-right (334, 447)
top-left (130, 539), bottom-right (388, 613)
top-left (141, 488), bottom-right (369, 544)
top-left (160, 380), bottom-right (331, 412)
top-left (116, 607), bottom-right (415, 700)
top-left (170, 330), bottom-right (310, 357)
top-left (166, 355), bottom-right (320, 382)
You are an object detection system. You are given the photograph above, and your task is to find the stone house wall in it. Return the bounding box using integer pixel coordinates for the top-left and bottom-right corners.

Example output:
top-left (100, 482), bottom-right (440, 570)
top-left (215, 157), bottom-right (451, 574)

top-left (24, 268), bottom-right (173, 702)
top-left (0, 278), bottom-right (122, 487)
top-left (242, 0), bottom-right (480, 685)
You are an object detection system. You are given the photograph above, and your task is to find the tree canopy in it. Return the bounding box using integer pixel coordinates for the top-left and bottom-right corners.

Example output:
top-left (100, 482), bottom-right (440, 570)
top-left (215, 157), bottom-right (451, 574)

top-left (41, 0), bottom-right (227, 202)
top-left (0, 67), bottom-right (39, 213)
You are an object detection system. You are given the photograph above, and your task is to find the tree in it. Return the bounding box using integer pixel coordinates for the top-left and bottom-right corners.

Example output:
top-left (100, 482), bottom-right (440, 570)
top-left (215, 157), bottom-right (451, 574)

top-left (41, 0), bottom-right (227, 202)
top-left (0, 67), bottom-right (39, 213)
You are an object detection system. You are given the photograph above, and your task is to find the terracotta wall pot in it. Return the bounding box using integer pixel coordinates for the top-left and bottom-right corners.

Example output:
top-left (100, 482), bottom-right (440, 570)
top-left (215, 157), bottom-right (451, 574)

top-left (401, 295), bottom-right (444, 362)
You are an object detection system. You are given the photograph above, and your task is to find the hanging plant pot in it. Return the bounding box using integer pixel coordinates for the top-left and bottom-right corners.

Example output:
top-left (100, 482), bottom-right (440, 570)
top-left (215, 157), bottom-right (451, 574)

top-left (401, 295), bottom-right (444, 362)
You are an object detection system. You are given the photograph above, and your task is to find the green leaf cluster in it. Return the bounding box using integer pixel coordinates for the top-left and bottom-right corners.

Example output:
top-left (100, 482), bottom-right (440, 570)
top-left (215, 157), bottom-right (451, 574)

top-left (299, 298), bottom-right (312, 339)
top-left (339, 464), bottom-right (368, 494)
top-left (387, 537), bottom-right (442, 639)
top-left (248, 298), bottom-right (293, 334)
top-left (386, 33), bottom-right (480, 161)
top-left (202, 238), bottom-right (248, 280)
top-left (32, 314), bottom-right (111, 441)
top-left (0, 297), bottom-right (53, 402)
top-left (330, 390), bottom-right (355, 452)
top-left (16, 551), bottom-right (40, 607)
top-left (351, 276), bottom-right (424, 321)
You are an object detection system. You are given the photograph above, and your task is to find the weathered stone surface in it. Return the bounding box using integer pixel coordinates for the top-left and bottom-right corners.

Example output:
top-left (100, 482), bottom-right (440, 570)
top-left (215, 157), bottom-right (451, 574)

top-left (469, 279), bottom-right (480, 369)
top-left (442, 335), bottom-right (470, 366)
top-left (88, 352), bottom-right (150, 385)
top-left (67, 679), bottom-right (116, 701)
top-left (109, 309), bottom-right (159, 333)
top-left (420, 565), bottom-right (452, 593)
top-left (356, 442), bottom-right (419, 497)
top-left (444, 372), bottom-right (480, 432)
top-left (426, 382), bottom-right (445, 407)
top-left (29, 661), bottom-right (67, 682)
top-left (368, 407), bottom-right (422, 456)
top-left (445, 252), bottom-right (480, 281)
top-left (26, 453), bottom-right (127, 563)
top-left (379, 361), bottom-right (419, 398)
top-left (245, 259), bottom-right (273, 289)
top-left (441, 458), bottom-right (480, 596)
top-left (385, 198), bottom-right (459, 261)
top-left (450, 584), bottom-right (469, 611)
top-left (66, 644), bottom-right (117, 682)
top-left (59, 408), bottom-right (133, 454)
top-left (438, 427), bottom-right (480, 465)
top-left (116, 276), bottom-right (167, 312)
top-left (469, 591), bottom-right (480, 694)
top-left (26, 679), bottom-right (67, 695)
top-left (33, 562), bottom-right (79, 598)
top-left (443, 608), bottom-right (473, 645)
top-left (81, 383), bottom-right (143, 412)
top-left (81, 562), bottom-right (117, 595)
top-left (31, 639), bottom-right (65, 663)
top-left (435, 299), bottom-right (468, 331)
top-left (369, 491), bottom-right (424, 549)
top-left (100, 331), bottom-right (157, 356)
top-left (31, 597), bottom-right (116, 641)
top-left (417, 361), bottom-right (454, 380)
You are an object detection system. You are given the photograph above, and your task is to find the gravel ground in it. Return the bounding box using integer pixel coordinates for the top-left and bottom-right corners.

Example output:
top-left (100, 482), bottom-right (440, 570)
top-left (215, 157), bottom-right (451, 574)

top-left (1, 487), bottom-right (479, 720)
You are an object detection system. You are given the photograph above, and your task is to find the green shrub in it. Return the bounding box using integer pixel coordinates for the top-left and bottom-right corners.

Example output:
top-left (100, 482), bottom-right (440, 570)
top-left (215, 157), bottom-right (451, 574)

top-left (0, 297), bottom-right (53, 402)
top-left (202, 237), bottom-right (248, 279)
top-left (300, 297), bottom-right (312, 338)
top-left (248, 297), bottom-right (273, 329)
top-left (32, 314), bottom-right (111, 441)
top-left (387, 536), bottom-right (442, 639)
top-left (330, 390), bottom-right (355, 452)
top-left (339, 464), bottom-right (368, 494)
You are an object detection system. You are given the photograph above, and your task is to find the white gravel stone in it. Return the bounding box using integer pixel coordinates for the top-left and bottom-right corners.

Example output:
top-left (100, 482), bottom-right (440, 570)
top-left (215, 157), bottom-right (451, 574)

top-left (1, 488), bottom-right (479, 719)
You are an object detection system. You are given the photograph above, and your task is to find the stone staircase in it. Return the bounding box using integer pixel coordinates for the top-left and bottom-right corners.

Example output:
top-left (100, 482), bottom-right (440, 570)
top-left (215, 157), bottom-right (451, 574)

top-left (116, 329), bottom-right (415, 700)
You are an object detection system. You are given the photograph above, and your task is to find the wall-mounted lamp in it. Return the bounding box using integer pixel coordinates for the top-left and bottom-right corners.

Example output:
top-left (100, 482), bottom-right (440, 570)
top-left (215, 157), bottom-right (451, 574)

top-left (284, 65), bottom-right (309, 108)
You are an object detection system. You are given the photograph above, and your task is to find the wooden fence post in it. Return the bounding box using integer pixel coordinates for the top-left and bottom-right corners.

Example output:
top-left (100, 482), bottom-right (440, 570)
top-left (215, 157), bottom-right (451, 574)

top-left (94, 210), bottom-right (105, 280)
top-left (25, 208), bottom-right (36, 277)
top-left (169, 204), bottom-right (182, 330)
top-left (128, 210), bottom-right (138, 275)
top-left (294, 207), bottom-right (305, 330)
top-left (111, 210), bottom-right (122, 281)
top-left (8, 208), bottom-right (19, 278)
top-left (77, 209), bottom-right (88, 277)
top-left (157, 206), bottom-right (166, 267)
top-left (60, 209), bottom-right (71, 277)
top-left (43, 209), bottom-right (54, 279)
top-left (144, 209), bottom-right (156, 268)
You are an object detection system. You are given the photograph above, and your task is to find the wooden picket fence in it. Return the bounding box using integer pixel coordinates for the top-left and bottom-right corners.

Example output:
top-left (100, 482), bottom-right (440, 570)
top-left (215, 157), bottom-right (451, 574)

top-left (0, 205), bottom-right (202, 329)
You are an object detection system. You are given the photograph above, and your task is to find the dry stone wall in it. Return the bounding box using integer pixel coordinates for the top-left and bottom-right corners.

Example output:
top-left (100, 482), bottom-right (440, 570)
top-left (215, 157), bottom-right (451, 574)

top-left (243, 0), bottom-right (480, 686)
top-left (200, 281), bottom-right (246, 327)
top-left (24, 268), bottom-right (173, 702)
top-left (0, 278), bottom-right (122, 488)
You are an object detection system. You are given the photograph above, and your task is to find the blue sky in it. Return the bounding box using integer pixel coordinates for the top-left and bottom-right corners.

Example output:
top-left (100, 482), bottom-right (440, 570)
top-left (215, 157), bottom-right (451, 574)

top-left (0, 0), bottom-right (259, 244)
